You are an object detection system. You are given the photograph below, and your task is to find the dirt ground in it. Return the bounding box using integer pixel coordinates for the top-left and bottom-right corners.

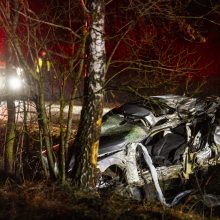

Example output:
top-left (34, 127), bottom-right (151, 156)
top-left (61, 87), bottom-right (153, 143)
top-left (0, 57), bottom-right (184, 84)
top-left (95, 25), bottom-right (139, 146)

top-left (0, 178), bottom-right (211, 220)
top-left (0, 164), bottom-right (219, 219)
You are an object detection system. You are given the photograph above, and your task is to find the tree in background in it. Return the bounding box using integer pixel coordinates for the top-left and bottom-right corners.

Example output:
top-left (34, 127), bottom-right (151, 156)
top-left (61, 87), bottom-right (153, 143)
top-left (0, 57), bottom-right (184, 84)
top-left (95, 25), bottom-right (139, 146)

top-left (103, 0), bottom-right (219, 100)
top-left (0, 0), bottom-right (20, 174)
top-left (0, 0), bottom-right (86, 182)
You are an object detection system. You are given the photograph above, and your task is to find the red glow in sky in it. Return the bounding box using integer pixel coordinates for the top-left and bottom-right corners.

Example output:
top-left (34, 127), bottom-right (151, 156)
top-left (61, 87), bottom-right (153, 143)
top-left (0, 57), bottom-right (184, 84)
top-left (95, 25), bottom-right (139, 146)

top-left (0, 28), bottom-right (5, 61)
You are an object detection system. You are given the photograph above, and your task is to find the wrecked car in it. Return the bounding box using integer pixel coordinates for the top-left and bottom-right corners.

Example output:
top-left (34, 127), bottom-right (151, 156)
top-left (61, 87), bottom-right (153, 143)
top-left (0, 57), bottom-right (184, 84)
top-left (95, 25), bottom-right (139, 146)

top-left (49, 95), bottom-right (220, 206)
top-left (87, 95), bottom-right (220, 205)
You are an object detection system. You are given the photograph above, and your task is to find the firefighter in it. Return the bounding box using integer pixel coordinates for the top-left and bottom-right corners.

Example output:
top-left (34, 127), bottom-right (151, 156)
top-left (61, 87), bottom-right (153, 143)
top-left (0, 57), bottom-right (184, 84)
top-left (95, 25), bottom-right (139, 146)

top-left (36, 50), bottom-right (51, 74)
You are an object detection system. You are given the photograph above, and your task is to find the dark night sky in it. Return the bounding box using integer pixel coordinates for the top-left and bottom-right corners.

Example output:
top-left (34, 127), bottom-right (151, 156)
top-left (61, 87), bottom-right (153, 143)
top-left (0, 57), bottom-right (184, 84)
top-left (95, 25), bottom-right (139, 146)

top-left (183, 0), bottom-right (220, 92)
top-left (0, 0), bottom-right (219, 94)
top-left (191, 0), bottom-right (220, 75)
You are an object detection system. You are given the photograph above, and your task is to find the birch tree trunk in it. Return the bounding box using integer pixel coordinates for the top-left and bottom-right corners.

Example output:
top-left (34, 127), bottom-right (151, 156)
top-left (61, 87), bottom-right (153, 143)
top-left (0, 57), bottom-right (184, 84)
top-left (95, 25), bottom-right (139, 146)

top-left (71, 0), bottom-right (106, 188)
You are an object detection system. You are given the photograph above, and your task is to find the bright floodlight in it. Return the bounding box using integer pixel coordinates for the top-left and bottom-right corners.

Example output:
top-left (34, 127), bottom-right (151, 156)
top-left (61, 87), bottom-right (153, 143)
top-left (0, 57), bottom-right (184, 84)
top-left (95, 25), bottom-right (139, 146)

top-left (8, 76), bottom-right (22, 90)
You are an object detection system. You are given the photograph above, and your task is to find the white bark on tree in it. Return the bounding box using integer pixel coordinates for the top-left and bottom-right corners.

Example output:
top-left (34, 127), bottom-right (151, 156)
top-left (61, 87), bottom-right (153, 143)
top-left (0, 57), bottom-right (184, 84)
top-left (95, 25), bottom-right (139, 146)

top-left (71, 0), bottom-right (106, 188)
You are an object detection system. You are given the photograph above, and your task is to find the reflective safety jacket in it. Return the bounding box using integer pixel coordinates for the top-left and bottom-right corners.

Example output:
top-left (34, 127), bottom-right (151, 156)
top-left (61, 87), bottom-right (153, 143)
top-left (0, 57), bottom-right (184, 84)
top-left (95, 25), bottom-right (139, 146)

top-left (36, 57), bottom-right (51, 73)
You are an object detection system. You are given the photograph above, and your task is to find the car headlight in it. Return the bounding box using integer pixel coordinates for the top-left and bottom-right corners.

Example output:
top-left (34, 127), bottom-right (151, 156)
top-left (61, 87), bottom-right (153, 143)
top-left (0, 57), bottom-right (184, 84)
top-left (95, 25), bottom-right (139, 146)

top-left (8, 76), bottom-right (23, 90)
